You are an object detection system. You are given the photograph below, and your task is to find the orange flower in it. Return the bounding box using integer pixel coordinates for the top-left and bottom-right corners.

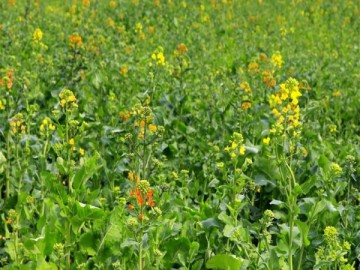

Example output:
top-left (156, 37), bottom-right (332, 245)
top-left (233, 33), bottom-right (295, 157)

top-left (139, 214), bottom-right (145, 220)
top-left (148, 124), bottom-right (157, 131)
top-left (128, 204), bottom-right (134, 211)
top-left (136, 189), bottom-right (144, 205)
top-left (69, 35), bottom-right (83, 48)
top-left (147, 189), bottom-right (155, 207)
top-left (175, 43), bottom-right (188, 55)
top-left (6, 68), bottom-right (14, 89)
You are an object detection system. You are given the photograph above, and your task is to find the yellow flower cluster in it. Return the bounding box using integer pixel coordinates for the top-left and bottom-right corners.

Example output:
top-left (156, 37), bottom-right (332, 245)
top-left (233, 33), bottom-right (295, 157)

top-left (271, 51), bottom-right (283, 68)
top-left (59, 89), bottom-right (78, 109)
top-left (0, 99), bottom-right (5, 110)
top-left (225, 132), bottom-right (246, 159)
top-left (9, 113), bottom-right (25, 135)
top-left (150, 48), bottom-right (166, 66)
top-left (120, 65), bottom-right (128, 76)
top-left (240, 81), bottom-right (251, 93)
top-left (269, 78), bottom-right (302, 137)
top-left (247, 61), bottom-right (259, 74)
top-left (39, 117), bottom-right (55, 134)
top-left (82, 0), bottom-right (90, 7)
top-left (33, 28), bottom-right (43, 43)
top-left (330, 162), bottom-right (342, 176)
top-left (68, 137), bottom-right (84, 154)
top-left (324, 226), bottom-right (338, 242)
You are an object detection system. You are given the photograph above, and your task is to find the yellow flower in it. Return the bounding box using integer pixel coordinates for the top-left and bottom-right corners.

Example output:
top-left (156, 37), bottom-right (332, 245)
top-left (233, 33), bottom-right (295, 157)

top-left (330, 162), bottom-right (342, 176)
top-left (33, 28), bottom-right (43, 43)
top-left (271, 51), bottom-right (283, 68)
top-left (67, 96), bottom-right (76, 102)
top-left (239, 145), bottom-right (246, 155)
top-left (69, 138), bottom-right (75, 146)
top-left (109, 1), bottom-right (116, 8)
top-left (0, 100), bottom-right (5, 110)
top-left (217, 162), bottom-right (224, 169)
top-left (135, 23), bottom-right (143, 33)
top-left (324, 226), bottom-right (338, 242)
top-left (263, 137), bottom-right (270, 145)
top-left (79, 148), bottom-right (85, 155)
top-left (120, 65), bottom-right (128, 76)
top-left (156, 52), bottom-right (166, 66)
top-left (82, 0), bottom-right (90, 7)
top-left (329, 124), bottom-right (337, 133)
top-left (241, 102), bottom-right (251, 110)
top-left (332, 90), bottom-right (341, 97)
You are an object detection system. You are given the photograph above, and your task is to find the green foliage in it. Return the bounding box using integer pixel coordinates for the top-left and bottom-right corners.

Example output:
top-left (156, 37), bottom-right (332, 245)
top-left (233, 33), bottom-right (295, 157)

top-left (0, 0), bottom-right (359, 269)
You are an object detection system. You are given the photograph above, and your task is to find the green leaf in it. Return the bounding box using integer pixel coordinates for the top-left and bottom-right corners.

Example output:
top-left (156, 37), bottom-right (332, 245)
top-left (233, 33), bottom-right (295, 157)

top-left (245, 141), bottom-right (261, 154)
top-left (270, 199), bottom-right (284, 205)
top-left (218, 211), bottom-right (233, 225)
top-left (201, 218), bottom-right (221, 229)
top-left (36, 258), bottom-right (58, 270)
top-left (72, 153), bottom-right (103, 190)
top-left (223, 224), bottom-right (235, 238)
top-left (188, 241), bottom-right (200, 262)
top-left (295, 221), bottom-right (310, 246)
top-left (206, 254), bottom-right (243, 270)
top-left (300, 176), bottom-right (316, 195)
top-left (254, 174), bottom-right (276, 187)
top-left (79, 232), bottom-right (97, 256)
top-left (76, 202), bottom-right (105, 220)
top-left (317, 154), bottom-right (329, 170)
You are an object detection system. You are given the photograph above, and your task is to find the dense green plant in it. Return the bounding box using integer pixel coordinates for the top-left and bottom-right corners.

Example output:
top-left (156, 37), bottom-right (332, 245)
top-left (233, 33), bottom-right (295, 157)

top-left (0, 0), bottom-right (359, 269)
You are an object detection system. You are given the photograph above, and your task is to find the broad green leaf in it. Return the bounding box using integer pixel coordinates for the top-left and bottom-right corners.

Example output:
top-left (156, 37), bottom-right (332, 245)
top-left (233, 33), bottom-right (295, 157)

top-left (72, 153), bottom-right (103, 190)
top-left (79, 232), bottom-right (97, 256)
top-left (206, 254), bottom-right (243, 270)
top-left (201, 218), bottom-right (221, 229)
top-left (188, 242), bottom-right (200, 262)
top-left (270, 199), bottom-right (284, 205)
top-left (295, 220), bottom-right (310, 246)
top-left (223, 224), bottom-right (235, 238)
top-left (218, 211), bottom-right (233, 225)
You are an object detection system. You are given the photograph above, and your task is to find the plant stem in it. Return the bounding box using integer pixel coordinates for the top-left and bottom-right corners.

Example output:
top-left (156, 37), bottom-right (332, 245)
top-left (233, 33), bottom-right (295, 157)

top-left (14, 218), bottom-right (20, 267)
top-left (66, 220), bottom-right (71, 270)
top-left (296, 245), bottom-right (304, 270)
top-left (139, 216), bottom-right (143, 270)
top-left (289, 213), bottom-right (294, 270)
top-left (6, 132), bottom-right (11, 199)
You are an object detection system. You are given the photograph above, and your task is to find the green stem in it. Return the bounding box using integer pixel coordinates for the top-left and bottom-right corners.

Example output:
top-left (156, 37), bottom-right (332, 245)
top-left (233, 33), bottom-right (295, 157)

top-left (296, 245), bottom-right (304, 270)
top-left (138, 209), bottom-right (143, 270)
top-left (66, 220), bottom-right (71, 270)
top-left (142, 117), bottom-right (147, 180)
top-left (15, 141), bottom-right (22, 195)
top-left (289, 213), bottom-right (294, 270)
top-left (6, 132), bottom-right (11, 199)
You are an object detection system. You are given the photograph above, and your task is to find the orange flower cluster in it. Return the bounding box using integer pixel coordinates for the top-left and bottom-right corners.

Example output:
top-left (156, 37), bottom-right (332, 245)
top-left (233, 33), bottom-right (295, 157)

top-left (130, 188), bottom-right (155, 207)
top-left (262, 70), bottom-right (275, 88)
top-left (69, 34), bottom-right (83, 48)
top-left (175, 43), bottom-right (188, 55)
top-left (0, 68), bottom-right (14, 89)
top-left (119, 110), bottom-right (131, 122)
